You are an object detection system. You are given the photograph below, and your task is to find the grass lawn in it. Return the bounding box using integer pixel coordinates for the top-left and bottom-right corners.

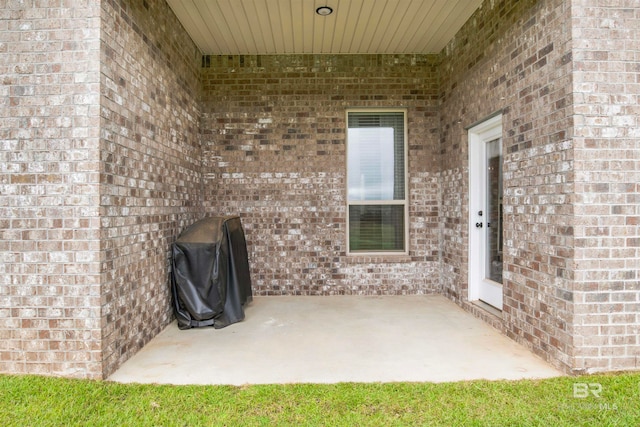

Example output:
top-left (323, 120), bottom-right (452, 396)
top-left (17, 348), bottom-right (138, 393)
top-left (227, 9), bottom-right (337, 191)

top-left (1, 373), bottom-right (639, 426)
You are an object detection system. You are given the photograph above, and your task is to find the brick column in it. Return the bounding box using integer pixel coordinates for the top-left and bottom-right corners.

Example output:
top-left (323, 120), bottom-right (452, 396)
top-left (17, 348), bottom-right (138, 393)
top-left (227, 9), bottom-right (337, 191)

top-left (0, 0), bottom-right (103, 378)
top-left (571, 1), bottom-right (640, 372)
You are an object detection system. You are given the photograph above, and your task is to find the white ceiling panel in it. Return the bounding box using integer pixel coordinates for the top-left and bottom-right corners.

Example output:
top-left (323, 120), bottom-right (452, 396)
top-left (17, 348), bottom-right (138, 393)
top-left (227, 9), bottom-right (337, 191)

top-left (165, 0), bottom-right (484, 55)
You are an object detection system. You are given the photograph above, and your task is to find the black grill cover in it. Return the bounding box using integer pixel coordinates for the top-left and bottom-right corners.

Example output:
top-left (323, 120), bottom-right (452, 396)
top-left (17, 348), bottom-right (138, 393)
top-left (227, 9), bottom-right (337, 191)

top-left (171, 216), bottom-right (252, 329)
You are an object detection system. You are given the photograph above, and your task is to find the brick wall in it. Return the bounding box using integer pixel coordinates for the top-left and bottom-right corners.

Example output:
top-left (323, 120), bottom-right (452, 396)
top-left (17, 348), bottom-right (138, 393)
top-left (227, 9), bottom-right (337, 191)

top-left (439, 0), bottom-right (640, 374)
top-left (201, 55), bottom-right (441, 295)
top-left (0, 0), bottom-right (202, 379)
top-left (99, 0), bottom-right (202, 377)
top-left (439, 0), bottom-right (578, 371)
top-left (571, 1), bottom-right (640, 372)
top-left (0, 0), bottom-right (103, 378)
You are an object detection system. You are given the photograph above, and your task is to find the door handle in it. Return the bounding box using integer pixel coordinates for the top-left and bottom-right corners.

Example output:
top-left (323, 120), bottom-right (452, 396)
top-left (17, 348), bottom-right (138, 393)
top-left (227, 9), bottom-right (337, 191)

top-left (475, 222), bottom-right (483, 228)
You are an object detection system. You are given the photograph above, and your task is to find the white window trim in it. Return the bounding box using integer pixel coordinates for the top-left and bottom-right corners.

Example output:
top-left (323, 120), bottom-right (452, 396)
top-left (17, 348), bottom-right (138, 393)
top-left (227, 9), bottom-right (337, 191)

top-left (346, 108), bottom-right (409, 256)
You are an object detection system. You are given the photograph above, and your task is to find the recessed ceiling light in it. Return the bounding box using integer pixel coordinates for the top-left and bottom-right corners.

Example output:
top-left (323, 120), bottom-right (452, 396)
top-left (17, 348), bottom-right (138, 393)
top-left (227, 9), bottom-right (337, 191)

top-left (316, 6), bottom-right (333, 16)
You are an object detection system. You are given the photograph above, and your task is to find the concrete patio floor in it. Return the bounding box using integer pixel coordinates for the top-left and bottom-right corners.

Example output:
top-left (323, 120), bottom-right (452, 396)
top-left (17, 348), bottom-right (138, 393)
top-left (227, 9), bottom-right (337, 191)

top-left (109, 295), bottom-right (563, 385)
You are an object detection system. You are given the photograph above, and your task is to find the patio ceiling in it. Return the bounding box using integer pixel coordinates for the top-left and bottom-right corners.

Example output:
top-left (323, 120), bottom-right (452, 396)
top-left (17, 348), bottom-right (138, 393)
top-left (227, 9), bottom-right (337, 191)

top-left (165, 0), bottom-right (484, 55)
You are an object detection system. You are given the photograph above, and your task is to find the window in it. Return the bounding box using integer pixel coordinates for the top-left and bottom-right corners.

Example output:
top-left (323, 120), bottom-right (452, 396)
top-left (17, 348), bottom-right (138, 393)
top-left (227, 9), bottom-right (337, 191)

top-left (347, 110), bottom-right (408, 254)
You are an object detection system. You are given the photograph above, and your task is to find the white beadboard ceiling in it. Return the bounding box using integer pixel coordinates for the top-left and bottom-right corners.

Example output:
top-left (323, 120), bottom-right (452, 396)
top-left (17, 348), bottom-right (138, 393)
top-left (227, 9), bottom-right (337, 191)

top-left (166, 0), bottom-right (484, 55)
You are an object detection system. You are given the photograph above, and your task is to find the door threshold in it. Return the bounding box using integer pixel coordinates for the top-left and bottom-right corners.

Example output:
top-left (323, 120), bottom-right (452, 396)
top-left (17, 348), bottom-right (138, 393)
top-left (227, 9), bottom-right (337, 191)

top-left (472, 300), bottom-right (502, 318)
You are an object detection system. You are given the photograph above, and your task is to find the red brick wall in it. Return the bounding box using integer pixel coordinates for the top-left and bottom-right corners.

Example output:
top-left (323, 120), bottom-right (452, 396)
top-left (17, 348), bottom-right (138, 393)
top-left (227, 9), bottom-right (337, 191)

top-left (201, 55), bottom-right (442, 295)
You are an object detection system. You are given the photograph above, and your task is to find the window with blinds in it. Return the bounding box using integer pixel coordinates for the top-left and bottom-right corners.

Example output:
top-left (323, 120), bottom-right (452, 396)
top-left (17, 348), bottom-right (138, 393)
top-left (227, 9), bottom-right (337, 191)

top-left (347, 110), bottom-right (407, 254)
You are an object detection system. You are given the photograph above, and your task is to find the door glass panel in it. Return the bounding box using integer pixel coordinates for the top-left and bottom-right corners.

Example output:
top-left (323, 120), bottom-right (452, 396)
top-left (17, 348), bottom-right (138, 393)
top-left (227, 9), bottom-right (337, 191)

top-left (485, 138), bottom-right (503, 283)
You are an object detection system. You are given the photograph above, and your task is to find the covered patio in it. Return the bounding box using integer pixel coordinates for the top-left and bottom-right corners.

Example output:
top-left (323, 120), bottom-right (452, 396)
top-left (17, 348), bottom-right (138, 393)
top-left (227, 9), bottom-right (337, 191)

top-left (2, 0), bottom-right (637, 381)
top-left (109, 296), bottom-right (561, 385)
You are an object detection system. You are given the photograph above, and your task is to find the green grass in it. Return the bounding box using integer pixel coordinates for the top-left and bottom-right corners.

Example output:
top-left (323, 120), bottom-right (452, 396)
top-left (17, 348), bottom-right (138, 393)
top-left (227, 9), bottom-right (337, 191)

top-left (1, 373), bottom-right (639, 426)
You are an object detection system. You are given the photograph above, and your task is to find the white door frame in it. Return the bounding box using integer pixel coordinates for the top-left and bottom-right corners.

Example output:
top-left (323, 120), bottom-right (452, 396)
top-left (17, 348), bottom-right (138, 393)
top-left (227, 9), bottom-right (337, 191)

top-left (468, 114), bottom-right (503, 310)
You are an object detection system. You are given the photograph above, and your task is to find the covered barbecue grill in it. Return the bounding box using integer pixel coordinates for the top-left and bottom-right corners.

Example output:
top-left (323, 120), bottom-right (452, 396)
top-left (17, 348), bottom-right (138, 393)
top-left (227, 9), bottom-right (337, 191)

top-left (171, 216), bottom-right (252, 329)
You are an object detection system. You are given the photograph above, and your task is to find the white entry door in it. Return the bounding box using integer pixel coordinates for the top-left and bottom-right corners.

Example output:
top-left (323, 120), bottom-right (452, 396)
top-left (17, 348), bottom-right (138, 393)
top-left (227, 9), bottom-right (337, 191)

top-left (468, 115), bottom-right (503, 310)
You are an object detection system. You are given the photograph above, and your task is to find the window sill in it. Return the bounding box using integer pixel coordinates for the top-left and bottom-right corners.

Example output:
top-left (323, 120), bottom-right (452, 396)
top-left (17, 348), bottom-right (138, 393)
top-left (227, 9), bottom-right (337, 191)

top-left (345, 254), bottom-right (412, 264)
